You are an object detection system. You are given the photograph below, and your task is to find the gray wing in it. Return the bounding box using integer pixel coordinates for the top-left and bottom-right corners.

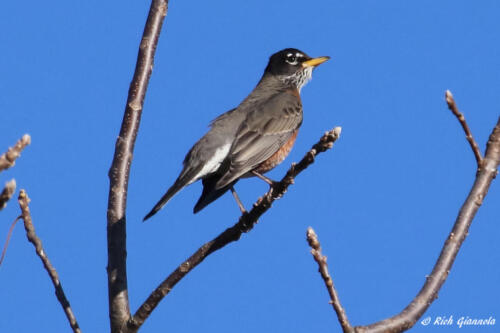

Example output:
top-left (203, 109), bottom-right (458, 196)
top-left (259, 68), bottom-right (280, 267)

top-left (178, 108), bottom-right (245, 182)
top-left (215, 90), bottom-right (302, 188)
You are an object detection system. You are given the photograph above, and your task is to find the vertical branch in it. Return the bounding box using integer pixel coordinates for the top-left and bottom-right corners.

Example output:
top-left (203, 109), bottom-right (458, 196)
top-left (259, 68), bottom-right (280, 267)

top-left (106, 0), bottom-right (168, 332)
top-left (18, 190), bottom-right (81, 333)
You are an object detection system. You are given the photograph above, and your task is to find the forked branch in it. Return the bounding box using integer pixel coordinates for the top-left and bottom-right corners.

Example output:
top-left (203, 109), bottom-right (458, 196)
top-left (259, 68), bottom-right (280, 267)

top-left (308, 93), bottom-right (500, 333)
top-left (127, 127), bottom-right (342, 332)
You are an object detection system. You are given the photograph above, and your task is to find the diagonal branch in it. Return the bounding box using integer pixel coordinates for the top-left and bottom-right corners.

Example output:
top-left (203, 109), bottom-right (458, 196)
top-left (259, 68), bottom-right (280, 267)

top-left (0, 179), bottom-right (16, 210)
top-left (106, 1), bottom-right (168, 332)
top-left (18, 190), bottom-right (81, 333)
top-left (308, 94), bottom-right (500, 333)
top-left (0, 134), bottom-right (31, 173)
top-left (445, 90), bottom-right (483, 166)
top-left (306, 227), bottom-right (353, 333)
top-left (127, 127), bottom-right (342, 332)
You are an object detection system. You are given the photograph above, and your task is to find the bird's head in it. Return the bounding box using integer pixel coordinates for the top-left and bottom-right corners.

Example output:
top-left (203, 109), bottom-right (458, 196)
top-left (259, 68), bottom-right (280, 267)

top-left (264, 48), bottom-right (329, 91)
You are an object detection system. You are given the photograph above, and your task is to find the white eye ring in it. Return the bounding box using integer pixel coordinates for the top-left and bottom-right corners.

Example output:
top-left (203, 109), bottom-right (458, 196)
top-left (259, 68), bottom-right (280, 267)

top-left (285, 52), bottom-right (304, 65)
top-left (285, 53), bottom-right (298, 65)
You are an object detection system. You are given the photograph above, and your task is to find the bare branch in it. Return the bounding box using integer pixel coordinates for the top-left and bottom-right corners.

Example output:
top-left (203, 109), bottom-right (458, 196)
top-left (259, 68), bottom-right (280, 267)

top-left (0, 134), bottom-right (31, 173)
top-left (445, 90), bottom-right (483, 166)
top-left (0, 216), bottom-right (21, 267)
top-left (106, 0), bottom-right (169, 331)
top-left (306, 96), bottom-right (499, 333)
top-left (0, 179), bottom-right (16, 210)
top-left (352, 117), bottom-right (500, 333)
top-left (18, 190), bottom-right (81, 333)
top-left (306, 227), bottom-right (353, 333)
top-left (127, 127), bottom-right (342, 332)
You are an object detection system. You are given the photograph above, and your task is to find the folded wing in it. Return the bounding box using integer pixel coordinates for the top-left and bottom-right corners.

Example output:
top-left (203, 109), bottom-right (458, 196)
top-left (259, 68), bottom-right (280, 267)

top-left (215, 90), bottom-right (303, 188)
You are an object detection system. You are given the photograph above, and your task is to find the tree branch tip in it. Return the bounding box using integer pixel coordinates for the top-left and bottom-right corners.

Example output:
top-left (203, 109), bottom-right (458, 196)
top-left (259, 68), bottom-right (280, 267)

top-left (0, 134), bottom-right (32, 173)
top-left (21, 134), bottom-right (32, 145)
top-left (18, 189), bottom-right (31, 206)
top-left (5, 179), bottom-right (16, 187)
top-left (2, 179), bottom-right (16, 195)
top-left (19, 189), bottom-right (28, 200)
top-left (445, 90), bottom-right (457, 110)
top-left (306, 227), bottom-right (321, 250)
top-left (445, 89), bottom-right (453, 100)
top-left (333, 126), bottom-right (342, 137)
top-left (0, 179), bottom-right (17, 210)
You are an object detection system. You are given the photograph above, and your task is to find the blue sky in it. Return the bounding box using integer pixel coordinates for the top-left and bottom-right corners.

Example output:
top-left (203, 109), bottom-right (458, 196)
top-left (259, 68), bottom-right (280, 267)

top-left (1, 1), bottom-right (499, 332)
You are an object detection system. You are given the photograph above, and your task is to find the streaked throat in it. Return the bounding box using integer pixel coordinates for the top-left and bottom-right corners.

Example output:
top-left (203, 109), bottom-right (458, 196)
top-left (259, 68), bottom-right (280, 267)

top-left (279, 67), bottom-right (313, 92)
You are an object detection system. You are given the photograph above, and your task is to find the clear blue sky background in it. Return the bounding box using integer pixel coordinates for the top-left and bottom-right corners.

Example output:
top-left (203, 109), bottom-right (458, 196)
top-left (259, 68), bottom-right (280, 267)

top-left (1, 1), bottom-right (499, 332)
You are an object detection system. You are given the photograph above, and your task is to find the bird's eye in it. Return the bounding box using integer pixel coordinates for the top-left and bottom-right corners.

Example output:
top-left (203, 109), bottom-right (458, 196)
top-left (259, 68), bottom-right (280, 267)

top-left (285, 54), bottom-right (297, 65)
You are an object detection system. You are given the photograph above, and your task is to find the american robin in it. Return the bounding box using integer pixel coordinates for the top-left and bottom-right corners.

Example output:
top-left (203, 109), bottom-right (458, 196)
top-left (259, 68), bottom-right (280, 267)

top-left (144, 48), bottom-right (329, 220)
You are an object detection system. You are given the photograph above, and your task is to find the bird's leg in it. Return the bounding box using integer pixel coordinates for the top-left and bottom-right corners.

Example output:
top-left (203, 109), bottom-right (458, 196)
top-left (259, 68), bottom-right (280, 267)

top-left (251, 170), bottom-right (278, 186)
top-left (230, 186), bottom-right (247, 214)
top-left (251, 170), bottom-right (286, 199)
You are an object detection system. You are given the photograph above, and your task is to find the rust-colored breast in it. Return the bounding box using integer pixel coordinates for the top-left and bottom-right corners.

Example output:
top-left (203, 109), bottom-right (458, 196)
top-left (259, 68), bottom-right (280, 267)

top-left (253, 129), bottom-right (299, 174)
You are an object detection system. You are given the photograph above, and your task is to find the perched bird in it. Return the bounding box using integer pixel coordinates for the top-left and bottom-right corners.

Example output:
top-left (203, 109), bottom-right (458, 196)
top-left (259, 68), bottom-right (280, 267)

top-left (144, 48), bottom-right (329, 221)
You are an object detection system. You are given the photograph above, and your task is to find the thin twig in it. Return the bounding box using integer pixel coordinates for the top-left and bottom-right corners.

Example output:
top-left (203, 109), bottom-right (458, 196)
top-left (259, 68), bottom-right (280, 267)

top-left (127, 127), bottom-right (342, 332)
top-left (0, 179), bottom-right (16, 210)
top-left (18, 190), bottom-right (81, 333)
top-left (0, 216), bottom-right (21, 267)
top-left (0, 134), bottom-right (31, 173)
top-left (106, 0), bottom-right (168, 332)
top-left (445, 90), bottom-right (483, 166)
top-left (306, 227), bottom-right (353, 333)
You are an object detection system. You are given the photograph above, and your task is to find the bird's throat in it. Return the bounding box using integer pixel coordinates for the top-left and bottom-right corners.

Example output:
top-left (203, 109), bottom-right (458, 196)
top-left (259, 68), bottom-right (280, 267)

top-left (279, 67), bottom-right (313, 92)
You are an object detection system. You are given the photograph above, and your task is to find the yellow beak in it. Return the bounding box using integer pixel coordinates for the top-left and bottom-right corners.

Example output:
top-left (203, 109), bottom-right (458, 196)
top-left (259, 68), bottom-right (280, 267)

top-left (302, 56), bottom-right (330, 68)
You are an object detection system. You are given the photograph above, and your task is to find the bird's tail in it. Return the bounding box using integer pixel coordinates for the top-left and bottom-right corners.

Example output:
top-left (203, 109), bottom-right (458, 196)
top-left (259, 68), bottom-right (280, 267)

top-left (193, 176), bottom-right (235, 214)
top-left (143, 180), bottom-right (185, 221)
top-left (143, 165), bottom-right (202, 221)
